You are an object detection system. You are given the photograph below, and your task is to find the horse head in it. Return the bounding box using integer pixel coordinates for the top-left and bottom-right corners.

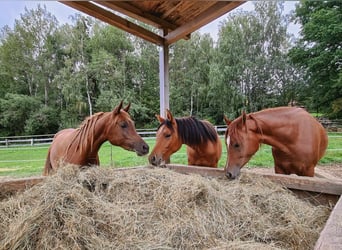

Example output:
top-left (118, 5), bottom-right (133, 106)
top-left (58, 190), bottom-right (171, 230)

top-left (223, 112), bottom-right (260, 179)
top-left (148, 109), bottom-right (182, 166)
top-left (107, 101), bottom-right (149, 156)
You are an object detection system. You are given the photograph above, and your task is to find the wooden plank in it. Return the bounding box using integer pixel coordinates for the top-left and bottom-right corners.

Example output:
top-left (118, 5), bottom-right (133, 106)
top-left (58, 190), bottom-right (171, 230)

top-left (165, 164), bottom-right (342, 195)
top-left (0, 176), bottom-right (45, 200)
top-left (60, 1), bottom-right (164, 46)
top-left (315, 168), bottom-right (342, 181)
top-left (246, 171), bottom-right (342, 196)
top-left (166, 164), bottom-right (225, 178)
top-left (0, 166), bottom-right (150, 200)
top-left (97, 1), bottom-right (177, 30)
top-left (2, 165), bottom-right (342, 199)
top-left (315, 195), bottom-right (342, 250)
top-left (164, 1), bottom-right (244, 45)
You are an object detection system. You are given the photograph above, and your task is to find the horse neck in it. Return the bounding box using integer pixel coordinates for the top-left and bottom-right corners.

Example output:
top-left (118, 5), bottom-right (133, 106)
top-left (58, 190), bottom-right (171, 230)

top-left (248, 113), bottom-right (289, 149)
top-left (74, 112), bottom-right (109, 155)
top-left (91, 112), bottom-right (113, 150)
top-left (176, 118), bottom-right (213, 148)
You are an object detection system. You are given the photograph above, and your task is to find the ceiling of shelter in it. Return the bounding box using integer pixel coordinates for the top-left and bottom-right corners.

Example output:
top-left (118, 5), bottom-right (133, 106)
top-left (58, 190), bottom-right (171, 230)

top-left (61, 1), bottom-right (245, 46)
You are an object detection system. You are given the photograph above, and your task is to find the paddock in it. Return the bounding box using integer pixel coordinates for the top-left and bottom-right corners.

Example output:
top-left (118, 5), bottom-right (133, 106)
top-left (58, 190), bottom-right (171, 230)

top-left (0, 164), bottom-right (341, 249)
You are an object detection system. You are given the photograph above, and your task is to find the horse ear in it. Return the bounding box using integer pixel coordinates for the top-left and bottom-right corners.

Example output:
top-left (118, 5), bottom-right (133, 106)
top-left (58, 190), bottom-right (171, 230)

top-left (242, 111), bottom-right (247, 125)
top-left (166, 109), bottom-right (175, 124)
top-left (156, 114), bottom-right (165, 124)
top-left (123, 102), bottom-right (131, 113)
top-left (113, 100), bottom-right (124, 115)
top-left (223, 115), bottom-right (231, 125)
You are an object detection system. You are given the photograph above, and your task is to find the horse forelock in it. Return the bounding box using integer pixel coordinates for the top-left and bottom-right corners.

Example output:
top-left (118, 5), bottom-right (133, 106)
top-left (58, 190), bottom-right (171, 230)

top-left (157, 119), bottom-right (174, 132)
top-left (228, 114), bottom-right (264, 146)
top-left (228, 116), bottom-right (245, 144)
top-left (176, 117), bottom-right (217, 146)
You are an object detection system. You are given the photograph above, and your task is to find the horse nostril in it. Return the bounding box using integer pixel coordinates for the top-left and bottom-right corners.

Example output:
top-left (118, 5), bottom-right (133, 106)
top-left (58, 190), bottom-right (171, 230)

top-left (149, 155), bottom-right (156, 165)
top-left (226, 172), bottom-right (233, 179)
top-left (143, 144), bottom-right (149, 153)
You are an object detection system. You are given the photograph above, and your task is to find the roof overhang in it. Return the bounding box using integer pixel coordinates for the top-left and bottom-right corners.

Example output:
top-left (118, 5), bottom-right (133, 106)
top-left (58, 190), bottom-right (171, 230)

top-left (60, 1), bottom-right (245, 46)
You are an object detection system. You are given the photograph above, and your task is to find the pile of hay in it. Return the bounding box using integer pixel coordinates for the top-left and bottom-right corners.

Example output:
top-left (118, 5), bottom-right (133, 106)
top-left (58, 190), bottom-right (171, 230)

top-left (0, 166), bottom-right (330, 249)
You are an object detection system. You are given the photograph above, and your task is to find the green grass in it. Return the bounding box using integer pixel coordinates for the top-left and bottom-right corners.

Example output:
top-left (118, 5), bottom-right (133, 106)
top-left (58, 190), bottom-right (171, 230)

top-left (0, 133), bottom-right (341, 178)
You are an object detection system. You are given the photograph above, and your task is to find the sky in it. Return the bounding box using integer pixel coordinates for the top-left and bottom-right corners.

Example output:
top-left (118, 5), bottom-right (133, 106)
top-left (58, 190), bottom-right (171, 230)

top-left (0, 1), bottom-right (300, 41)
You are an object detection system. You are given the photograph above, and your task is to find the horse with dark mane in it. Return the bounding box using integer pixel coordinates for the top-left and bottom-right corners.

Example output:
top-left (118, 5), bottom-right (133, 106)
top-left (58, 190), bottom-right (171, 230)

top-left (149, 109), bottom-right (222, 168)
top-left (43, 101), bottom-right (149, 175)
top-left (223, 106), bottom-right (328, 179)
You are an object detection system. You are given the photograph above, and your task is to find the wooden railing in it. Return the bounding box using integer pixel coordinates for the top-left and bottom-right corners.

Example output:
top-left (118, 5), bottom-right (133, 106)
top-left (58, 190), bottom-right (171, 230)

top-left (0, 126), bottom-right (227, 148)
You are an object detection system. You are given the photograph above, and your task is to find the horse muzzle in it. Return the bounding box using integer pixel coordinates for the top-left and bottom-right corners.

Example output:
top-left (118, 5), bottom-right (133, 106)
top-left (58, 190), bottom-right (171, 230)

top-left (225, 165), bottom-right (241, 180)
top-left (148, 154), bottom-right (166, 167)
top-left (134, 141), bottom-right (149, 156)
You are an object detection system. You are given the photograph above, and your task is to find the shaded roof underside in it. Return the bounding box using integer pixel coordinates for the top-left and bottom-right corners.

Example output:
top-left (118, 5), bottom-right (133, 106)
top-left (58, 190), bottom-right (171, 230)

top-left (61, 1), bottom-right (245, 46)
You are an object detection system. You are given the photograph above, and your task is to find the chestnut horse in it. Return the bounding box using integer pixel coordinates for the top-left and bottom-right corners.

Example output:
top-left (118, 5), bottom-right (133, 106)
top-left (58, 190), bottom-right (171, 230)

top-left (149, 110), bottom-right (222, 168)
top-left (43, 101), bottom-right (149, 175)
top-left (223, 106), bottom-right (328, 179)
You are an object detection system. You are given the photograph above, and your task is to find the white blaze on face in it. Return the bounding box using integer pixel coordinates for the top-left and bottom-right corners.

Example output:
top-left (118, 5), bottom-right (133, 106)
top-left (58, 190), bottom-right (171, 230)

top-left (226, 135), bottom-right (230, 150)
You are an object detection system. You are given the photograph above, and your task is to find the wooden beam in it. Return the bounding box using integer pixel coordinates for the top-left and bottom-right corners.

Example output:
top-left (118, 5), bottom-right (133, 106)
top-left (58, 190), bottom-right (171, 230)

top-left (314, 195), bottom-right (342, 249)
top-left (60, 1), bottom-right (164, 46)
top-left (2, 165), bottom-right (341, 200)
top-left (247, 171), bottom-right (342, 195)
top-left (165, 164), bottom-right (342, 195)
top-left (96, 1), bottom-right (177, 30)
top-left (166, 164), bottom-right (224, 178)
top-left (164, 1), bottom-right (244, 45)
top-left (159, 41), bottom-right (169, 117)
top-left (0, 176), bottom-right (45, 200)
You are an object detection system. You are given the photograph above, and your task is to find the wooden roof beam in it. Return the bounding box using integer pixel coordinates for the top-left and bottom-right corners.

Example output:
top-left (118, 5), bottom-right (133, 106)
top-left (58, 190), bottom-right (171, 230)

top-left (60, 1), bottom-right (165, 46)
top-left (94, 1), bottom-right (190, 41)
top-left (164, 1), bottom-right (244, 45)
top-left (96, 1), bottom-right (177, 31)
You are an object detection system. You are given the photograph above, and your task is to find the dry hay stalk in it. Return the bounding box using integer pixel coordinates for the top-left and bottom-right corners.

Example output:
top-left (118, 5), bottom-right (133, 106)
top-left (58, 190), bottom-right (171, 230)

top-left (0, 165), bottom-right (331, 250)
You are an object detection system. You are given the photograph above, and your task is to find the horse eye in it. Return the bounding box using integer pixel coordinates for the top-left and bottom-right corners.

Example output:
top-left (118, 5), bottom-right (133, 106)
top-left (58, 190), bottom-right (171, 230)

top-left (165, 134), bottom-right (171, 138)
top-left (120, 122), bottom-right (128, 128)
top-left (234, 143), bottom-right (240, 148)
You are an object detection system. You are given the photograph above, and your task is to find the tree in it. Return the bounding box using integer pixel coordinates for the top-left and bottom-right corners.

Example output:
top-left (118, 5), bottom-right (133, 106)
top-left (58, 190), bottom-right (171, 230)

top-left (0, 94), bottom-right (41, 136)
top-left (0, 5), bottom-right (60, 104)
top-left (89, 23), bottom-right (134, 112)
top-left (124, 35), bottom-right (160, 127)
top-left (215, 1), bottom-right (301, 119)
top-left (289, 1), bottom-right (342, 117)
top-left (24, 106), bottom-right (60, 135)
top-left (170, 33), bottom-right (214, 120)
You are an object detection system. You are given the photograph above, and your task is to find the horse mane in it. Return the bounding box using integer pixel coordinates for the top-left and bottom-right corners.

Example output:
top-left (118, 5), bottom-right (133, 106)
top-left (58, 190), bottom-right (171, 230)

top-left (249, 114), bottom-right (264, 141)
top-left (67, 112), bottom-right (105, 154)
top-left (228, 114), bottom-right (264, 143)
top-left (160, 117), bottom-right (218, 146)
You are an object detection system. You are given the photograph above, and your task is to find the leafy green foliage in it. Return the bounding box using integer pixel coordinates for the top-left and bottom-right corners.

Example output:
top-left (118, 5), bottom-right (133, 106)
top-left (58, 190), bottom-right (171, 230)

top-left (215, 1), bottom-right (302, 116)
top-left (0, 2), bottom-right (340, 137)
top-left (0, 94), bottom-right (40, 136)
top-left (24, 106), bottom-right (60, 135)
top-left (289, 1), bottom-right (342, 117)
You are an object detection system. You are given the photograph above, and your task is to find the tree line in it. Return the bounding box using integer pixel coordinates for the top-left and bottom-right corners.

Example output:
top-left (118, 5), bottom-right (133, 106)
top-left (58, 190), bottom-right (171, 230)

top-left (0, 1), bottom-right (341, 136)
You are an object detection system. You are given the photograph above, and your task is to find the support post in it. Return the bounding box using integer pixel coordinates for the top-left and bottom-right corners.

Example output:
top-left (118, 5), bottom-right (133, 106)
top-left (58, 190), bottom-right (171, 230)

top-left (159, 43), bottom-right (169, 118)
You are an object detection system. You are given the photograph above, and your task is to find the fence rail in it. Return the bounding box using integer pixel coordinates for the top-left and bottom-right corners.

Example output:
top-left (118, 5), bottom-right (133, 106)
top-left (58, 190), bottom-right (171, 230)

top-left (1, 119), bottom-right (340, 148)
top-left (0, 126), bottom-right (228, 148)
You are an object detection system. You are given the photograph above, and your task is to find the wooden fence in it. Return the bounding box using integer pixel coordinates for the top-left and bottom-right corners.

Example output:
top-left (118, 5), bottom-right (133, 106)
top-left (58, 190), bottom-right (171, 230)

top-left (0, 126), bottom-right (227, 148)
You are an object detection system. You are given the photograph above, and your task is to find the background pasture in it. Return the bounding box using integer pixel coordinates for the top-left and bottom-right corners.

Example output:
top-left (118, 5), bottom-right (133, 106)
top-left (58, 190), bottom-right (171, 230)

top-left (1, 133), bottom-right (341, 178)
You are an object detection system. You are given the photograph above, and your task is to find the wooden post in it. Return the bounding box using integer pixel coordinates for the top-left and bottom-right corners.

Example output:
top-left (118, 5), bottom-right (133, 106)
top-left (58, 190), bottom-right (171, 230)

top-left (159, 41), bottom-right (169, 118)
